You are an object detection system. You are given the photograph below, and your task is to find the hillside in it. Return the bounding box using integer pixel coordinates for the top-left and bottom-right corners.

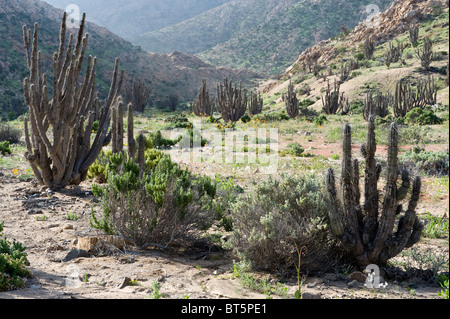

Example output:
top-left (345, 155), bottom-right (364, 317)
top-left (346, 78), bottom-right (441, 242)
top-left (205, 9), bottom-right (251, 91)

top-left (262, 0), bottom-right (449, 111)
top-left (135, 0), bottom-right (393, 75)
top-left (42, 0), bottom-right (232, 40)
top-left (0, 0), bottom-right (261, 120)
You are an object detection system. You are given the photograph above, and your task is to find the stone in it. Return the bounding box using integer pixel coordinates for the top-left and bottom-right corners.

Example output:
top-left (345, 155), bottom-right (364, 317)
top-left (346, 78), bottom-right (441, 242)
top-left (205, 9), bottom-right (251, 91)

top-left (347, 280), bottom-right (359, 288)
top-left (75, 235), bottom-right (131, 254)
top-left (62, 249), bottom-right (90, 262)
top-left (348, 271), bottom-right (367, 283)
top-left (302, 292), bottom-right (322, 299)
top-left (117, 276), bottom-right (132, 289)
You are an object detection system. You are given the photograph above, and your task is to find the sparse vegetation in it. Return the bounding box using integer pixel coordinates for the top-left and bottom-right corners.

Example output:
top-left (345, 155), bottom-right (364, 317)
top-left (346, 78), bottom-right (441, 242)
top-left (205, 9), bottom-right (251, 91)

top-left (0, 0), bottom-right (448, 300)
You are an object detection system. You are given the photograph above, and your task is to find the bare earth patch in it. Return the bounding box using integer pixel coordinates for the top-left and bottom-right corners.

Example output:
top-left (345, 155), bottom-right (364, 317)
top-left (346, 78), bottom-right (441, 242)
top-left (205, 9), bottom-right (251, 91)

top-left (0, 169), bottom-right (446, 300)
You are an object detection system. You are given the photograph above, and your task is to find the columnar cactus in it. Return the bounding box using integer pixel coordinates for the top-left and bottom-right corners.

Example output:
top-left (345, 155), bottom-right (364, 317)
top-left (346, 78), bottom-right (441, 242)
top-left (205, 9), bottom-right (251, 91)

top-left (283, 80), bottom-right (299, 118)
top-left (216, 78), bottom-right (247, 123)
top-left (321, 79), bottom-right (347, 115)
top-left (416, 36), bottom-right (433, 70)
top-left (112, 99), bottom-right (124, 154)
top-left (393, 76), bottom-right (437, 118)
top-left (409, 24), bottom-right (419, 47)
top-left (22, 12), bottom-right (124, 189)
top-left (193, 79), bottom-right (213, 117)
top-left (249, 90), bottom-right (263, 116)
top-left (362, 91), bottom-right (391, 120)
top-left (325, 117), bottom-right (423, 268)
top-left (364, 35), bottom-right (375, 60)
top-left (127, 103), bottom-right (136, 159)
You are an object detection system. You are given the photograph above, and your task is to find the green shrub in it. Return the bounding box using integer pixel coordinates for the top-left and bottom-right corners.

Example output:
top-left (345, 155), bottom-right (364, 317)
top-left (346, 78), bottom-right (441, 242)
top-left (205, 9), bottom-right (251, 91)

top-left (253, 110), bottom-right (290, 122)
top-left (404, 107), bottom-right (443, 125)
top-left (0, 222), bottom-right (32, 291)
top-left (165, 113), bottom-right (192, 129)
top-left (422, 212), bottom-right (449, 239)
top-left (241, 114), bottom-right (251, 123)
top-left (314, 114), bottom-right (328, 127)
top-left (231, 173), bottom-right (342, 275)
top-left (354, 52), bottom-right (365, 61)
top-left (0, 122), bottom-right (22, 144)
top-left (0, 141), bottom-right (11, 155)
top-left (91, 120), bottom-right (100, 133)
top-left (286, 142), bottom-right (304, 157)
top-left (400, 147), bottom-right (449, 176)
top-left (87, 150), bottom-right (124, 183)
top-left (90, 150), bottom-right (217, 248)
top-left (148, 130), bottom-right (182, 149)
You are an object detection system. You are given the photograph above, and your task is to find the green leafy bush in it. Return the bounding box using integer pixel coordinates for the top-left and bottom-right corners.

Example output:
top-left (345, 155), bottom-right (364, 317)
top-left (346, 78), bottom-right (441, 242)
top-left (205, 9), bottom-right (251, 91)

top-left (404, 107), bottom-right (443, 125)
top-left (253, 110), bottom-right (290, 122)
top-left (148, 130), bottom-right (182, 149)
top-left (0, 222), bottom-right (32, 291)
top-left (400, 147), bottom-right (449, 176)
top-left (231, 173), bottom-right (342, 275)
top-left (422, 212), bottom-right (449, 239)
top-left (0, 141), bottom-right (11, 155)
top-left (314, 114), bottom-right (328, 127)
top-left (286, 142), bottom-right (304, 157)
top-left (241, 114), bottom-right (251, 123)
top-left (90, 150), bottom-right (217, 248)
top-left (0, 122), bottom-right (22, 144)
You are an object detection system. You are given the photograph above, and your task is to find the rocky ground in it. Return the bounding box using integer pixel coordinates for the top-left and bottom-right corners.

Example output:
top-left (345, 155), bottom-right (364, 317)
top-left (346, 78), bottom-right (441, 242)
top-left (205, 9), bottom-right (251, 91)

top-left (0, 169), bottom-right (447, 300)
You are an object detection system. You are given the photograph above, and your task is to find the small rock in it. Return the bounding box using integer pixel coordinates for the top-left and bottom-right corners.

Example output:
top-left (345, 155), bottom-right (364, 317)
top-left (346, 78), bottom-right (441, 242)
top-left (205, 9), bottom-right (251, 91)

top-left (348, 271), bottom-right (367, 283)
top-left (302, 292), bottom-right (322, 299)
top-left (323, 273), bottom-right (337, 281)
top-left (28, 209), bottom-right (43, 215)
top-left (63, 224), bottom-right (74, 230)
top-left (348, 280), bottom-right (358, 288)
top-left (117, 277), bottom-right (132, 289)
top-left (62, 249), bottom-right (90, 262)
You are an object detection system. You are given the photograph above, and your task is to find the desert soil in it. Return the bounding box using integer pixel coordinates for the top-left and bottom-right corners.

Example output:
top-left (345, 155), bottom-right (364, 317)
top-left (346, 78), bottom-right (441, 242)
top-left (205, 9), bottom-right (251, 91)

top-left (0, 165), bottom-right (447, 300)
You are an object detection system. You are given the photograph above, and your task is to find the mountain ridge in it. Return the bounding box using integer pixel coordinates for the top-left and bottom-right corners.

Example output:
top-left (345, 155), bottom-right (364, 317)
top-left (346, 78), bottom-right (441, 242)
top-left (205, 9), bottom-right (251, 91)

top-left (0, 0), bottom-right (261, 119)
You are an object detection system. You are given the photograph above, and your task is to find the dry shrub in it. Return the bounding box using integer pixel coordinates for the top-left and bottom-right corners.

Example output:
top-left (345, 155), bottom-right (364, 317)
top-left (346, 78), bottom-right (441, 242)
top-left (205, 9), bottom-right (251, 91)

top-left (231, 173), bottom-right (344, 275)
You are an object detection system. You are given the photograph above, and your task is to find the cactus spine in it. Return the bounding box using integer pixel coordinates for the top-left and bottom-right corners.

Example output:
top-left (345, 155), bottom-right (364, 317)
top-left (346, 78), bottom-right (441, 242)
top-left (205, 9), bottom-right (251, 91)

top-left (22, 12), bottom-right (124, 189)
top-left (325, 117), bottom-right (423, 268)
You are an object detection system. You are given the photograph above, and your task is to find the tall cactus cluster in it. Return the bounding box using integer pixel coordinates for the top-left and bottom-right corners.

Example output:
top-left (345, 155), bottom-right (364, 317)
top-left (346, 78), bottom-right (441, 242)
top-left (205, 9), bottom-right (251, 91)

top-left (325, 117), bottom-right (423, 268)
top-left (249, 90), bottom-right (263, 116)
top-left (385, 40), bottom-right (404, 67)
top-left (362, 90), bottom-right (391, 120)
top-left (283, 80), bottom-right (299, 118)
top-left (216, 78), bottom-right (247, 123)
top-left (322, 79), bottom-right (349, 115)
top-left (111, 102), bottom-right (145, 172)
top-left (193, 79), bottom-right (214, 117)
top-left (22, 12), bottom-right (124, 189)
top-left (393, 76), bottom-right (437, 118)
